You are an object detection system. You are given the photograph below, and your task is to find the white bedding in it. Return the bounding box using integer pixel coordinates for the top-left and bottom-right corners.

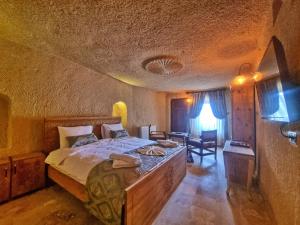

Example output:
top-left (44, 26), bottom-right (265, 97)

top-left (45, 137), bottom-right (156, 185)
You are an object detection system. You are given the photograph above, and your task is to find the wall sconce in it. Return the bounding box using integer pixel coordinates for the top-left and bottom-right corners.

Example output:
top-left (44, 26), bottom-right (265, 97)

top-left (231, 63), bottom-right (261, 86)
top-left (252, 72), bottom-right (263, 82)
top-left (186, 98), bottom-right (193, 104)
top-left (232, 75), bottom-right (247, 85)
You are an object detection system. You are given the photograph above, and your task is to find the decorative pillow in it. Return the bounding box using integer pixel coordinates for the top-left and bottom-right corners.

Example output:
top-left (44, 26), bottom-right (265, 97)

top-left (110, 129), bottom-right (129, 138)
top-left (101, 123), bottom-right (123, 138)
top-left (58, 126), bottom-right (93, 148)
top-left (66, 133), bottom-right (98, 148)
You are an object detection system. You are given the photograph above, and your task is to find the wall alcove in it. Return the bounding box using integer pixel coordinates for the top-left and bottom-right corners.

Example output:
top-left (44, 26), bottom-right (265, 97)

top-left (112, 101), bottom-right (127, 127)
top-left (0, 94), bottom-right (10, 148)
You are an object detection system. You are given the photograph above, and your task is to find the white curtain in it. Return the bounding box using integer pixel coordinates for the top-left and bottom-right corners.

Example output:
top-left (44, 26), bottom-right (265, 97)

top-left (189, 94), bottom-right (225, 145)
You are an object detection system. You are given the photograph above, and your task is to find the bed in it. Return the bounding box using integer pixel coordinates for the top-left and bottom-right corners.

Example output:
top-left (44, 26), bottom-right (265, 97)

top-left (43, 116), bottom-right (187, 225)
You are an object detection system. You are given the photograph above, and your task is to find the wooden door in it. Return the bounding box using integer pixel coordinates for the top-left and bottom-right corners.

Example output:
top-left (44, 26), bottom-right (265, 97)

top-left (171, 98), bottom-right (189, 132)
top-left (0, 158), bottom-right (11, 202)
top-left (11, 153), bottom-right (45, 198)
top-left (231, 85), bottom-right (255, 148)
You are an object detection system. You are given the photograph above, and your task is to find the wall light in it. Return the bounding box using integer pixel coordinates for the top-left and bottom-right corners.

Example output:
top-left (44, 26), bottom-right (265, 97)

top-left (186, 98), bottom-right (193, 104)
top-left (231, 63), bottom-right (254, 86)
top-left (252, 72), bottom-right (263, 82)
top-left (235, 75), bottom-right (247, 85)
top-left (231, 75), bottom-right (250, 86)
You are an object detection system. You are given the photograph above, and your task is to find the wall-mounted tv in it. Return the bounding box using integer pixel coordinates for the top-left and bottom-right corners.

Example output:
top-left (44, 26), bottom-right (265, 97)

top-left (256, 36), bottom-right (300, 123)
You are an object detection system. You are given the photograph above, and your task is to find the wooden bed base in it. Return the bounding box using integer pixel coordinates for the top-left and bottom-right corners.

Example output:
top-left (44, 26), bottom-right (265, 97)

top-left (48, 147), bottom-right (186, 225)
top-left (48, 166), bottom-right (88, 202)
top-left (44, 116), bottom-right (187, 225)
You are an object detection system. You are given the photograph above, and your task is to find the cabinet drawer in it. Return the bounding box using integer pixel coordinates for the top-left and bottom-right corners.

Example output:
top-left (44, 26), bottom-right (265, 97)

top-left (0, 158), bottom-right (11, 203)
top-left (11, 153), bottom-right (45, 198)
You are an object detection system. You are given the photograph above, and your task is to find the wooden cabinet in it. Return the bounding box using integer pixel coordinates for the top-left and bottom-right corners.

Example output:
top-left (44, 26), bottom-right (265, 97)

top-left (223, 141), bottom-right (254, 195)
top-left (11, 152), bottom-right (45, 198)
top-left (0, 157), bottom-right (11, 203)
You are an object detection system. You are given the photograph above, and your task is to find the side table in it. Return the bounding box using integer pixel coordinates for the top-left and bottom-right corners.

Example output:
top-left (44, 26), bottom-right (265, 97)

top-left (223, 140), bottom-right (255, 197)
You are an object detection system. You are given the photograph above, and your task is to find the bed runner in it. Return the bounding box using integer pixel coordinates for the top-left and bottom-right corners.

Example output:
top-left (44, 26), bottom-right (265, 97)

top-left (84, 145), bottom-right (183, 225)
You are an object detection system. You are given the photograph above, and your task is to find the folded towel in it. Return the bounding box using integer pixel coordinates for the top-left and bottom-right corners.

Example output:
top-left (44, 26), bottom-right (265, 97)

top-left (112, 159), bottom-right (141, 169)
top-left (109, 153), bottom-right (141, 168)
top-left (109, 153), bottom-right (141, 164)
top-left (137, 146), bottom-right (166, 156)
top-left (157, 139), bottom-right (178, 148)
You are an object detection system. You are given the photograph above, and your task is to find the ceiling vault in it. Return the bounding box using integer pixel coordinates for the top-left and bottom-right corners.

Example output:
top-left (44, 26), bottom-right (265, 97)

top-left (0, 0), bottom-right (272, 92)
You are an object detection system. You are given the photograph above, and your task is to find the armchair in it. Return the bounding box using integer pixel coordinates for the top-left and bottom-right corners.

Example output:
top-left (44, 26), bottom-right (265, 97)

top-left (186, 130), bottom-right (217, 163)
top-left (148, 124), bottom-right (167, 141)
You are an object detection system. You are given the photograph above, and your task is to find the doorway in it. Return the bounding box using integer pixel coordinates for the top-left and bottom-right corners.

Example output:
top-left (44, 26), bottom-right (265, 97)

top-left (171, 98), bottom-right (189, 132)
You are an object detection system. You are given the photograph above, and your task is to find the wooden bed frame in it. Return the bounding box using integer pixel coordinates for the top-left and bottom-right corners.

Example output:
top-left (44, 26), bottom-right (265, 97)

top-left (44, 116), bottom-right (187, 225)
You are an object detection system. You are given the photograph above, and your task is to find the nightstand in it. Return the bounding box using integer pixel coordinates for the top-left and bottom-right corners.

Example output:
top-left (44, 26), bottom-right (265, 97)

top-left (11, 152), bottom-right (45, 198)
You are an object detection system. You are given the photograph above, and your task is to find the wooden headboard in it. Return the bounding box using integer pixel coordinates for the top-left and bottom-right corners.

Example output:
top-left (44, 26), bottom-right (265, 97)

top-left (44, 116), bottom-right (121, 154)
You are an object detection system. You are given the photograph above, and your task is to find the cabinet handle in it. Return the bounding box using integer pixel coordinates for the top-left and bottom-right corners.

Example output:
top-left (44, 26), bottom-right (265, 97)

top-left (13, 164), bottom-right (17, 174)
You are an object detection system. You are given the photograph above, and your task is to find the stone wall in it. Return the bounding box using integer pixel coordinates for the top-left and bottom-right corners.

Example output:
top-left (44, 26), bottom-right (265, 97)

top-left (0, 38), bottom-right (166, 157)
top-left (0, 94), bottom-right (10, 148)
top-left (256, 1), bottom-right (300, 225)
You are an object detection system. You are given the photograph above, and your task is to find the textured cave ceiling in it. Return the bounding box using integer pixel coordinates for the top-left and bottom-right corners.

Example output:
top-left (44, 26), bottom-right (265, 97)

top-left (0, 0), bottom-right (272, 92)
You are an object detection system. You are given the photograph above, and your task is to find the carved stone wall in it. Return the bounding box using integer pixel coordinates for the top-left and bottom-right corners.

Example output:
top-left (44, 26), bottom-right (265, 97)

top-left (256, 1), bottom-right (300, 225)
top-left (0, 94), bottom-right (10, 148)
top-left (0, 38), bottom-right (167, 157)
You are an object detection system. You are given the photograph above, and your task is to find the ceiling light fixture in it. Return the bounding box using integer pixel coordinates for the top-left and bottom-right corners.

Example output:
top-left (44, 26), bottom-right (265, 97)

top-left (142, 55), bottom-right (183, 75)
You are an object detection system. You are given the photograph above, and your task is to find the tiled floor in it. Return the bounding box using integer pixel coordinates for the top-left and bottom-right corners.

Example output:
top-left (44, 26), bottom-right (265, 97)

top-left (0, 150), bottom-right (275, 225)
top-left (153, 151), bottom-right (275, 225)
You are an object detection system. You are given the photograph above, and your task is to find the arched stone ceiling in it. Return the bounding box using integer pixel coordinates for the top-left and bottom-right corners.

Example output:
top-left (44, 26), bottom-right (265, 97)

top-left (0, 0), bottom-right (272, 92)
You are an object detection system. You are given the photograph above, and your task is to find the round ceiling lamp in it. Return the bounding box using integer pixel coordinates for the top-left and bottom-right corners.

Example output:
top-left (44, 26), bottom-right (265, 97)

top-left (142, 56), bottom-right (183, 75)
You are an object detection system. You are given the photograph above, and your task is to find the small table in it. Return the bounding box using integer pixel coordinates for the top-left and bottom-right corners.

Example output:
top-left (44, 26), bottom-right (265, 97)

top-left (223, 140), bottom-right (255, 198)
top-left (167, 132), bottom-right (189, 145)
top-left (167, 132), bottom-right (192, 162)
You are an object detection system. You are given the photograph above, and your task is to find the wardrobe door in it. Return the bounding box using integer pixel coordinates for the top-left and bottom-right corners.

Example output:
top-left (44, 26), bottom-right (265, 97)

top-left (171, 98), bottom-right (189, 132)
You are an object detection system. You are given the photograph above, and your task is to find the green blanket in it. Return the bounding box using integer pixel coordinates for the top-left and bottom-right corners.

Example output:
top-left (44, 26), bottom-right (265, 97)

top-left (84, 146), bottom-right (182, 225)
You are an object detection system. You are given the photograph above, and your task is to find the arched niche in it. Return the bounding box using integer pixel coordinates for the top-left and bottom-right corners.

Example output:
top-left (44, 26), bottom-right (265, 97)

top-left (112, 101), bottom-right (127, 127)
top-left (0, 94), bottom-right (10, 148)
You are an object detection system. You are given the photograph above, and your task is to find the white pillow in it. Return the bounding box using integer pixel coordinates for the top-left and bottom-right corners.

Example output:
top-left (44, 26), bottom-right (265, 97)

top-left (58, 125), bottom-right (93, 148)
top-left (101, 123), bottom-right (123, 139)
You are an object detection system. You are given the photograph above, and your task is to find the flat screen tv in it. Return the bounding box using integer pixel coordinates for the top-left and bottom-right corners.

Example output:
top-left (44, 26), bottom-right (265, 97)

top-left (256, 37), bottom-right (300, 123)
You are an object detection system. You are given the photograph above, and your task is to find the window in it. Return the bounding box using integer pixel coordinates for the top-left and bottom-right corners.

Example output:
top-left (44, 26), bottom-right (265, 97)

top-left (198, 102), bottom-right (217, 131)
top-left (189, 94), bottom-right (225, 145)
